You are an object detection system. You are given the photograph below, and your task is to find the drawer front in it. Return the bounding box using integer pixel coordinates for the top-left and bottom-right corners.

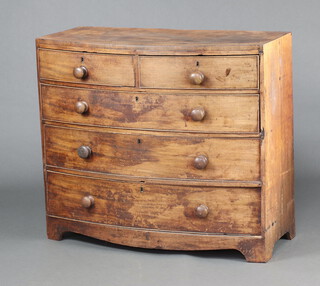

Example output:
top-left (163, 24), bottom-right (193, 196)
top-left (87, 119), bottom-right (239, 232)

top-left (38, 49), bottom-right (135, 87)
top-left (140, 56), bottom-right (259, 89)
top-left (47, 172), bottom-right (261, 235)
top-left (41, 85), bottom-right (259, 133)
top-left (45, 126), bottom-right (260, 181)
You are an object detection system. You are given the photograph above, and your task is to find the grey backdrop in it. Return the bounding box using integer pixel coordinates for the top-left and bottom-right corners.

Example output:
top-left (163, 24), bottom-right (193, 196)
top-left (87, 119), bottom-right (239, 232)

top-left (1, 0), bottom-right (319, 285)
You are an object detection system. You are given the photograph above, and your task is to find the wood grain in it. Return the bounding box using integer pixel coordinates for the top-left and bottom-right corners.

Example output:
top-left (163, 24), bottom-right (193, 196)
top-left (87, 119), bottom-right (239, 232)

top-left (260, 33), bottom-right (295, 257)
top-left (39, 80), bottom-right (260, 94)
top-left (47, 216), bottom-right (268, 262)
top-left (36, 27), bottom-right (288, 55)
top-left (35, 27), bottom-right (294, 262)
top-left (46, 168), bottom-right (263, 188)
top-left (47, 172), bottom-right (261, 235)
top-left (41, 84), bottom-right (259, 133)
top-left (38, 49), bottom-right (135, 87)
top-left (140, 56), bottom-right (259, 90)
top-left (44, 125), bottom-right (260, 181)
top-left (42, 121), bottom-right (262, 137)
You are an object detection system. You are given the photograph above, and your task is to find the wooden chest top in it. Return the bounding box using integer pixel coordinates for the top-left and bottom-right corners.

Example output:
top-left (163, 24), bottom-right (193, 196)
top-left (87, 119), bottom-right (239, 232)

top-left (36, 26), bottom-right (289, 55)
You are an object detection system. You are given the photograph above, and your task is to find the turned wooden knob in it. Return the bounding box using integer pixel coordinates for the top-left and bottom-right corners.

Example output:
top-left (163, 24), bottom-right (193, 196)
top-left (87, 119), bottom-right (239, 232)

top-left (77, 145), bottom-right (92, 159)
top-left (81, 195), bottom-right (94, 208)
top-left (73, 66), bottom-right (88, 79)
top-left (190, 71), bottom-right (205, 85)
top-left (191, 107), bottom-right (206, 121)
top-left (195, 204), bottom-right (209, 218)
top-left (193, 155), bottom-right (208, 169)
top-left (75, 101), bottom-right (89, 114)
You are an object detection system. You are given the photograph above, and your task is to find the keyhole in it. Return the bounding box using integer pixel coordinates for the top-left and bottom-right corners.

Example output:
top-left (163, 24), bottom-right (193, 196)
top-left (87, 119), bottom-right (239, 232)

top-left (135, 96), bottom-right (139, 102)
top-left (137, 138), bottom-right (141, 144)
top-left (140, 187), bottom-right (144, 193)
top-left (196, 61), bottom-right (199, 67)
top-left (81, 57), bottom-right (84, 62)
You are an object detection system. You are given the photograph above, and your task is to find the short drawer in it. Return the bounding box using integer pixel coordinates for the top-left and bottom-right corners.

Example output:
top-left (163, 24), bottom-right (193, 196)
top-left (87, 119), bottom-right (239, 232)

top-left (139, 55), bottom-right (259, 90)
top-left (41, 85), bottom-right (259, 133)
top-left (45, 125), bottom-right (260, 181)
top-left (38, 49), bottom-right (135, 87)
top-left (47, 172), bottom-right (261, 235)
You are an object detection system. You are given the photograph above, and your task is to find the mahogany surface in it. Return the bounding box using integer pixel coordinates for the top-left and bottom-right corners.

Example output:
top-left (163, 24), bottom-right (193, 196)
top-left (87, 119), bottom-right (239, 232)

top-left (36, 27), bottom-right (294, 262)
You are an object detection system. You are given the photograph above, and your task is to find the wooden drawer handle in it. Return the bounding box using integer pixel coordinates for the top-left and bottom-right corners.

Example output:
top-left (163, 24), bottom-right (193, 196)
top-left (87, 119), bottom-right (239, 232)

top-left (77, 145), bottom-right (92, 159)
top-left (193, 154), bottom-right (208, 170)
top-left (191, 107), bottom-right (206, 121)
top-left (73, 66), bottom-right (88, 79)
top-left (190, 71), bottom-right (205, 85)
top-left (75, 101), bottom-right (89, 114)
top-left (81, 195), bottom-right (94, 208)
top-left (195, 204), bottom-right (209, 218)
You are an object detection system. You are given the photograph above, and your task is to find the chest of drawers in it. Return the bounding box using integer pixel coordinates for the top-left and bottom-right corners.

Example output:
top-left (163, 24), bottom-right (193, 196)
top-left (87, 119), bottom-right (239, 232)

top-left (36, 27), bottom-right (295, 262)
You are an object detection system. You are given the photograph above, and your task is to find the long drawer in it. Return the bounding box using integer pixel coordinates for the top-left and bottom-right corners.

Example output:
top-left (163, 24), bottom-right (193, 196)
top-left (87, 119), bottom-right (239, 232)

top-left (47, 172), bottom-right (261, 235)
top-left (41, 85), bottom-right (259, 133)
top-left (45, 125), bottom-right (260, 181)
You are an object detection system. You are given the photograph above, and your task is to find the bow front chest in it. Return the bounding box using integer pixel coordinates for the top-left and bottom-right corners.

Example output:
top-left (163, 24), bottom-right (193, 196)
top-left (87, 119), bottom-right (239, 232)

top-left (36, 27), bottom-right (294, 262)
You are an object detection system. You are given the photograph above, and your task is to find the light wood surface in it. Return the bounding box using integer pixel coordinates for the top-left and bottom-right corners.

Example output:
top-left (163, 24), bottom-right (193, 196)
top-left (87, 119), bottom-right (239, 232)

top-left (36, 27), bottom-right (294, 262)
top-left (46, 168), bottom-right (263, 188)
top-left (47, 172), bottom-right (261, 235)
top-left (39, 49), bottom-right (135, 87)
top-left (259, 32), bottom-right (295, 261)
top-left (36, 26), bottom-right (288, 55)
top-left (41, 84), bottom-right (259, 133)
top-left (140, 56), bottom-right (259, 90)
top-left (44, 124), bottom-right (260, 181)
top-left (47, 216), bottom-right (268, 262)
